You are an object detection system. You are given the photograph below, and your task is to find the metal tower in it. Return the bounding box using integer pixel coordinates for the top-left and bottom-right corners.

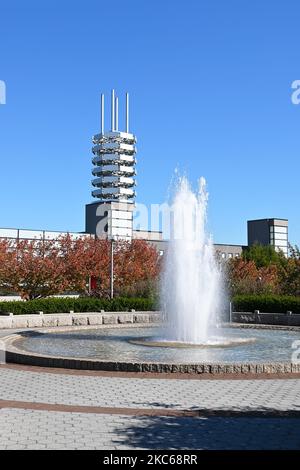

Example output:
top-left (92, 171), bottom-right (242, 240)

top-left (85, 90), bottom-right (136, 240)
top-left (91, 90), bottom-right (137, 203)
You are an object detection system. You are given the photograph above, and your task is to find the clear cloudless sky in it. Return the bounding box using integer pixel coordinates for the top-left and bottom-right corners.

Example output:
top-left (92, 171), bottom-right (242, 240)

top-left (0, 0), bottom-right (299, 245)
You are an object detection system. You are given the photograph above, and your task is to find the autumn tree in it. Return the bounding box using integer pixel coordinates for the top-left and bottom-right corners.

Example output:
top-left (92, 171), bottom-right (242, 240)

top-left (227, 258), bottom-right (279, 296)
top-left (113, 239), bottom-right (161, 297)
top-left (242, 243), bottom-right (287, 268)
top-left (0, 239), bottom-right (15, 295)
top-left (0, 236), bottom-right (161, 300)
top-left (58, 236), bottom-right (111, 295)
top-left (0, 238), bottom-right (71, 300)
top-left (278, 245), bottom-right (300, 296)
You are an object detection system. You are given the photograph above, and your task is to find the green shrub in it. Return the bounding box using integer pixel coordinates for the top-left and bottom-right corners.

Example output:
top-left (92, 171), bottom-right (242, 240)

top-left (0, 297), bottom-right (157, 315)
top-left (232, 294), bottom-right (300, 314)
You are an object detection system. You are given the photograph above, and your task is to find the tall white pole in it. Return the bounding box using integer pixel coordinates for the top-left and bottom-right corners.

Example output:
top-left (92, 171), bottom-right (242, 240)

top-left (101, 93), bottom-right (104, 134)
top-left (126, 92), bottom-right (129, 133)
top-left (111, 89), bottom-right (115, 131)
top-left (115, 96), bottom-right (119, 131)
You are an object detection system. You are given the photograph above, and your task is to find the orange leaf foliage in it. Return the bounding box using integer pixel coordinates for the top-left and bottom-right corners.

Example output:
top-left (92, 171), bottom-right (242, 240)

top-left (0, 236), bottom-right (161, 300)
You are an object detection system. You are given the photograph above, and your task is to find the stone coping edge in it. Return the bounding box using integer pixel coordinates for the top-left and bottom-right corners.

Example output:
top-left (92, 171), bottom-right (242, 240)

top-left (0, 311), bottom-right (161, 329)
top-left (229, 322), bottom-right (300, 331)
top-left (2, 330), bottom-right (300, 375)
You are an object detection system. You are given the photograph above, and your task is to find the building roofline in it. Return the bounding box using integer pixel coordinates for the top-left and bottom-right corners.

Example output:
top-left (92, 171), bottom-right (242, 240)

top-left (214, 243), bottom-right (246, 248)
top-left (247, 218), bottom-right (288, 223)
top-left (133, 229), bottom-right (163, 234)
top-left (0, 227), bottom-right (85, 235)
top-left (144, 240), bottom-right (168, 243)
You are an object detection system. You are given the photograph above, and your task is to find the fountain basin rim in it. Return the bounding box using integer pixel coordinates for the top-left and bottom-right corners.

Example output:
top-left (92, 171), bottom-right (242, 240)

top-left (1, 328), bottom-right (300, 375)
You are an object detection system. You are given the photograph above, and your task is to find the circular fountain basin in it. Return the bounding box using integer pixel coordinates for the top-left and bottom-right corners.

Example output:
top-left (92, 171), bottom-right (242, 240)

top-left (3, 325), bottom-right (300, 375)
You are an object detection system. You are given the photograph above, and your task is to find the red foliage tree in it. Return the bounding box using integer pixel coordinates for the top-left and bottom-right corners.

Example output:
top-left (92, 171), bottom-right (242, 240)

top-left (0, 236), bottom-right (161, 300)
top-left (0, 238), bottom-right (70, 300)
top-left (114, 239), bottom-right (161, 296)
top-left (227, 258), bottom-right (279, 296)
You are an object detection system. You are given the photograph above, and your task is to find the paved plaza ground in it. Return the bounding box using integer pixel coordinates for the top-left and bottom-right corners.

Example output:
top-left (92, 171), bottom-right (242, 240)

top-left (0, 365), bottom-right (300, 450)
top-left (0, 329), bottom-right (300, 450)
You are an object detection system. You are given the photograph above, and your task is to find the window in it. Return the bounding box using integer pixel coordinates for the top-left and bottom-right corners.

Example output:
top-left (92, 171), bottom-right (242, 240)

top-left (275, 246), bottom-right (288, 254)
top-left (270, 225), bottom-right (288, 246)
top-left (273, 226), bottom-right (287, 234)
top-left (228, 253), bottom-right (233, 258)
top-left (273, 233), bottom-right (288, 241)
top-left (221, 253), bottom-right (226, 259)
top-left (274, 242), bottom-right (288, 249)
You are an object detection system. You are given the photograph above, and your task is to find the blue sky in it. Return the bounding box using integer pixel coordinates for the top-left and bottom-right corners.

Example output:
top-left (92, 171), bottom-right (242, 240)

top-left (0, 0), bottom-right (299, 246)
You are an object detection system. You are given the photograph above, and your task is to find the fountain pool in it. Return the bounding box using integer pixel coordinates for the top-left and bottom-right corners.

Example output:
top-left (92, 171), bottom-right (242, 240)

top-left (3, 175), bottom-right (299, 375)
top-left (10, 325), bottom-right (300, 365)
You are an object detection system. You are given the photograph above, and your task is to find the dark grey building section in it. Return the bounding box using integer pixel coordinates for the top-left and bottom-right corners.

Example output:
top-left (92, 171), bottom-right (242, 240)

top-left (86, 201), bottom-right (134, 240)
top-left (85, 202), bottom-right (106, 236)
top-left (247, 218), bottom-right (288, 256)
top-left (248, 219), bottom-right (271, 246)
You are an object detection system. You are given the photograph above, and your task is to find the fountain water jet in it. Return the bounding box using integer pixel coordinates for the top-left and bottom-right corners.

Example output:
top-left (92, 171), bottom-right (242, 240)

top-left (161, 175), bottom-right (223, 345)
top-left (131, 174), bottom-right (254, 349)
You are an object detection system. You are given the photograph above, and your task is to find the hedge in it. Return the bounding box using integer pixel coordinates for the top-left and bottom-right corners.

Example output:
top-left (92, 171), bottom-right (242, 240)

top-left (0, 297), bottom-right (157, 315)
top-left (5, 294), bottom-right (300, 316)
top-left (232, 294), bottom-right (300, 314)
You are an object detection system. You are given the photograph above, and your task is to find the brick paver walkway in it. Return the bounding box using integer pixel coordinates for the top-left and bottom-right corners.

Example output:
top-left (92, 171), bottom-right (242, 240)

top-left (0, 408), bottom-right (300, 450)
top-left (0, 367), bottom-right (300, 412)
top-left (0, 365), bottom-right (299, 449)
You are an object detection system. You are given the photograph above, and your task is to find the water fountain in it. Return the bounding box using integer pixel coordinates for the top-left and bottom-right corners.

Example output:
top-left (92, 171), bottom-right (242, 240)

top-left (161, 175), bottom-right (222, 345)
top-left (2, 175), bottom-right (300, 374)
top-left (131, 175), bottom-right (254, 349)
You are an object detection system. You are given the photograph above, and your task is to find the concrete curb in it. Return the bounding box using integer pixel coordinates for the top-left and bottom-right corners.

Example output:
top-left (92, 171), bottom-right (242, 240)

top-left (2, 328), bottom-right (300, 375)
top-left (0, 311), bottom-right (161, 329)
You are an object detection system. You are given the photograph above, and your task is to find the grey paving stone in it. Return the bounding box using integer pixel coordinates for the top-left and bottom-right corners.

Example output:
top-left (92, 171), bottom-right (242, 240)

top-left (1, 363), bottom-right (300, 449)
top-left (0, 408), bottom-right (300, 450)
top-left (1, 368), bottom-right (299, 412)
